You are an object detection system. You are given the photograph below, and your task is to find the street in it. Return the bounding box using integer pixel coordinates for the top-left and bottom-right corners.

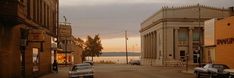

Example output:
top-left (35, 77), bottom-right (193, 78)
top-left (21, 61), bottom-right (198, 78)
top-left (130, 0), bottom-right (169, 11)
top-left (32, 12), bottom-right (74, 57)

top-left (40, 64), bottom-right (195, 78)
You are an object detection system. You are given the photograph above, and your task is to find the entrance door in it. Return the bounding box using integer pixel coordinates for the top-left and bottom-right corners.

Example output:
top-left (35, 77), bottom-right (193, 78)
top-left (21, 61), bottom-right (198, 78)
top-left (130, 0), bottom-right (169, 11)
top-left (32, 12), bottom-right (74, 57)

top-left (180, 50), bottom-right (186, 62)
top-left (193, 51), bottom-right (199, 63)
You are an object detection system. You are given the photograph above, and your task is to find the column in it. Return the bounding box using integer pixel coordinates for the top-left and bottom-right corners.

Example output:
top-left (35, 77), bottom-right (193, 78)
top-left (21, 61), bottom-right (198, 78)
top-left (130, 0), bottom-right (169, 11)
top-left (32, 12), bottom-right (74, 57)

top-left (152, 32), bottom-right (155, 59)
top-left (174, 27), bottom-right (179, 60)
top-left (189, 27), bottom-right (194, 63)
top-left (155, 31), bottom-right (157, 59)
top-left (142, 35), bottom-right (144, 58)
top-left (150, 33), bottom-right (153, 59)
top-left (146, 34), bottom-right (149, 59)
top-left (149, 33), bottom-right (152, 59)
top-left (145, 35), bottom-right (148, 58)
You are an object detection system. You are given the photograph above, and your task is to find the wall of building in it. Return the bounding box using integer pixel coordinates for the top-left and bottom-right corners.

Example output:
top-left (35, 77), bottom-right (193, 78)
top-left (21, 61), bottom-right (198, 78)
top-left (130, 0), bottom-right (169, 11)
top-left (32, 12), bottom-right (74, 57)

top-left (215, 16), bottom-right (234, 68)
top-left (0, 24), bottom-right (22, 78)
top-left (0, 0), bottom-right (58, 77)
top-left (73, 46), bottom-right (83, 64)
top-left (26, 33), bottom-right (52, 77)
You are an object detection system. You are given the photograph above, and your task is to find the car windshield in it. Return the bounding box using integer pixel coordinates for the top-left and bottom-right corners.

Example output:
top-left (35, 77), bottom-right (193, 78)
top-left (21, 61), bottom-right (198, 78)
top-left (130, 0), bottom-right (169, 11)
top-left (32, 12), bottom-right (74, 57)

top-left (212, 64), bottom-right (229, 69)
top-left (204, 64), bottom-right (211, 68)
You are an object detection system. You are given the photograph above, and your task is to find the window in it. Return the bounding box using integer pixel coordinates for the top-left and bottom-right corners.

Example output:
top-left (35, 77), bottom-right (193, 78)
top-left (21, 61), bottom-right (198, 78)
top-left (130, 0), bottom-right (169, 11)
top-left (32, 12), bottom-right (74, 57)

top-left (180, 50), bottom-right (186, 62)
top-left (178, 28), bottom-right (188, 41)
top-left (193, 30), bottom-right (200, 41)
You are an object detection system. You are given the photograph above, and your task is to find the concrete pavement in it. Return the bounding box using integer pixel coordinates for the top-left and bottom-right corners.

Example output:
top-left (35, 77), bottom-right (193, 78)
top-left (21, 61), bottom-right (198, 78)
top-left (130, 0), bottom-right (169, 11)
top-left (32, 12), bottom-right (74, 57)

top-left (40, 64), bottom-right (195, 78)
top-left (40, 66), bottom-right (70, 78)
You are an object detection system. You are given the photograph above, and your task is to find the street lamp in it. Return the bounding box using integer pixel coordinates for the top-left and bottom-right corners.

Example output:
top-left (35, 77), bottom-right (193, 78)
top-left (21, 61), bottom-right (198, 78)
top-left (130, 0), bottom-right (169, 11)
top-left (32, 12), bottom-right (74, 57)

top-left (63, 16), bottom-right (68, 66)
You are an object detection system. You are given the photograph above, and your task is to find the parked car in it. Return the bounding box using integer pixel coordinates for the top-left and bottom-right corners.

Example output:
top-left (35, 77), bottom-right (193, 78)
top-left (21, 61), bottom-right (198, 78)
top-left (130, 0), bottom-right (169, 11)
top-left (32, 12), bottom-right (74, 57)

top-left (129, 60), bottom-right (140, 65)
top-left (194, 64), bottom-right (230, 78)
top-left (224, 69), bottom-right (234, 78)
top-left (83, 61), bottom-right (94, 66)
top-left (69, 63), bottom-right (94, 78)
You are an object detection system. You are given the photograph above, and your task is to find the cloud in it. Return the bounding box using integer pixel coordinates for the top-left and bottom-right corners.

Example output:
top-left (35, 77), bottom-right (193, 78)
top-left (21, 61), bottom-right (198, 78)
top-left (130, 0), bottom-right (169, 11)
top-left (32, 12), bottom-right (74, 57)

top-left (60, 3), bottom-right (162, 39)
top-left (59, 0), bottom-right (234, 39)
top-left (59, 0), bottom-right (234, 52)
top-left (60, 0), bottom-right (168, 6)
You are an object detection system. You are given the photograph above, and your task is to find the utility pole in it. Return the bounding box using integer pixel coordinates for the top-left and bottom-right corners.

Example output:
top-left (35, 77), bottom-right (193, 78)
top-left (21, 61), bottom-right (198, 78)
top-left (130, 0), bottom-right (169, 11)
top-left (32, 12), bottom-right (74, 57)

top-left (125, 30), bottom-right (129, 64)
top-left (63, 16), bottom-right (68, 66)
top-left (198, 4), bottom-right (202, 67)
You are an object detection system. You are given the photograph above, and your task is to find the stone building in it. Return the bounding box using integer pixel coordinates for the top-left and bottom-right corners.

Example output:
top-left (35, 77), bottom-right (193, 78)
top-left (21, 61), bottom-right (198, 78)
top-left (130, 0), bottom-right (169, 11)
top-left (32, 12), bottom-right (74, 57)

top-left (140, 4), bottom-right (230, 66)
top-left (0, 0), bottom-right (59, 78)
top-left (57, 24), bottom-right (82, 65)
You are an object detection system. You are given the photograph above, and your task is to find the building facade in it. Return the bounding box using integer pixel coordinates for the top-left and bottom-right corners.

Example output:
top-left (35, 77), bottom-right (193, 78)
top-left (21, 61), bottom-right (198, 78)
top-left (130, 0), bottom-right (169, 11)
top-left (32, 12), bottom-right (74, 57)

top-left (140, 5), bottom-right (230, 66)
top-left (203, 19), bottom-right (217, 64)
top-left (215, 16), bottom-right (234, 68)
top-left (57, 24), bottom-right (82, 65)
top-left (0, 0), bottom-right (59, 77)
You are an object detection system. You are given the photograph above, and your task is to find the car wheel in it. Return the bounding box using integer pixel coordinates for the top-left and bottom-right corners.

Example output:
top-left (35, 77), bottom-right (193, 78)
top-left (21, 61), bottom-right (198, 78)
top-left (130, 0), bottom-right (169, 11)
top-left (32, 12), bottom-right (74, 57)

top-left (196, 72), bottom-right (200, 78)
top-left (209, 73), bottom-right (215, 78)
top-left (90, 75), bottom-right (94, 78)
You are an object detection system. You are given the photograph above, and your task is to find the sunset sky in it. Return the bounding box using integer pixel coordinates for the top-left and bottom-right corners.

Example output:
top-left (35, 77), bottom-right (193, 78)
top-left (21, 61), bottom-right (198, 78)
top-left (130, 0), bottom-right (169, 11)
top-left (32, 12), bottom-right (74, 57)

top-left (59, 0), bottom-right (234, 52)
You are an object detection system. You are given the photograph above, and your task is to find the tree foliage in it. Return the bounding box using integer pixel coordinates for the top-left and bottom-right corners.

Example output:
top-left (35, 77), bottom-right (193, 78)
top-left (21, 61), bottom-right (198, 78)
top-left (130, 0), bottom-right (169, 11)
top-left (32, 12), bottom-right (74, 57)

top-left (75, 37), bottom-right (84, 48)
top-left (82, 35), bottom-right (103, 61)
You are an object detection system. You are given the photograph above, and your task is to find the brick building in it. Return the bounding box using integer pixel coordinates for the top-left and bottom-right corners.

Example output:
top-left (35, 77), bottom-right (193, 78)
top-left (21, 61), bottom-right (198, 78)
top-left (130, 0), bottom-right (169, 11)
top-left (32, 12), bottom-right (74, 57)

top-left (0, 0), bottom-right (59, 78)
top-left (57, 24), bottom-right (82, 65)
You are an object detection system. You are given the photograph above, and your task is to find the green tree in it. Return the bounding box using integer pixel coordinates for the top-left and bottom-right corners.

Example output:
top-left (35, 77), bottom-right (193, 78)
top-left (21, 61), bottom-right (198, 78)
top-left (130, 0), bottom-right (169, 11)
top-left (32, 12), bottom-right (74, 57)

top-left (83, 35), bottom-right (103, 61)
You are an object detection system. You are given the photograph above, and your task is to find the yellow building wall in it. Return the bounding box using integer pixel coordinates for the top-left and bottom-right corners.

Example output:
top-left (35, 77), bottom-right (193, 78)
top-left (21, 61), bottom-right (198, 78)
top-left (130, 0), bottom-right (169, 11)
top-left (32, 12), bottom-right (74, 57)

top-left (215, 16), bottom-right (234, 68)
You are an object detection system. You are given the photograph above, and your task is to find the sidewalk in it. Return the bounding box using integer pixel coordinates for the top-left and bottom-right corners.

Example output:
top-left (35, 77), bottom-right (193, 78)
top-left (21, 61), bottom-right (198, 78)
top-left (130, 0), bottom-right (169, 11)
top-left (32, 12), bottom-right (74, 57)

top-left (40, 66), bottom-right (70, 78)
top-left (181, 69), bottom-right (194, 74)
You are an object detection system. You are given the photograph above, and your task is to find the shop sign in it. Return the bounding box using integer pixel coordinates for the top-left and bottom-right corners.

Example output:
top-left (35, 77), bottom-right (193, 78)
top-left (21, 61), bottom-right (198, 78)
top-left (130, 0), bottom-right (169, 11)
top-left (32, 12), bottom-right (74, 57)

top-left (217, 37), bottom-right (234, 45)
top-left (29, 29), bottom-right (45, 41)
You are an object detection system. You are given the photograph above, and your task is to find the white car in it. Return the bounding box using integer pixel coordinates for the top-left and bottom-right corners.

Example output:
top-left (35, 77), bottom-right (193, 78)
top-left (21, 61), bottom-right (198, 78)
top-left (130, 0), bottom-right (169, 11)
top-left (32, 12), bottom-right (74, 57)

top-left (69, 63), bottom-right (94, 78)
top-left (83, 61), bottom-right (94, 66)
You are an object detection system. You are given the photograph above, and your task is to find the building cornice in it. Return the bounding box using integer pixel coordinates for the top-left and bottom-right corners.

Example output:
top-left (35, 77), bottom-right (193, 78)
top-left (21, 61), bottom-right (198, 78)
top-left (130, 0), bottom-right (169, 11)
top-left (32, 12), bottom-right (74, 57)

top-left (141, 4), bottom-right (229, 29)
top-left (139, 18), bottom-right (211, 32)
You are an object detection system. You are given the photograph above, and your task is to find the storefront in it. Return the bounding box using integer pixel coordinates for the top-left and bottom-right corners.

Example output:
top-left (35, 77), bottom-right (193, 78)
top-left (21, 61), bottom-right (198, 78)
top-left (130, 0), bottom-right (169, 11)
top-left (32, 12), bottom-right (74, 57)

top-left (56, 53), bottom-right (73, 65)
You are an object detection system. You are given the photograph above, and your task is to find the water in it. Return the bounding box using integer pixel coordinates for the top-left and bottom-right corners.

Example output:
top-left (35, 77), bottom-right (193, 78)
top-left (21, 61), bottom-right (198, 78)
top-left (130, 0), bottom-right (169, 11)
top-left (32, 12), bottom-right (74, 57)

top-left (86, 56), bottom-right (140, 64)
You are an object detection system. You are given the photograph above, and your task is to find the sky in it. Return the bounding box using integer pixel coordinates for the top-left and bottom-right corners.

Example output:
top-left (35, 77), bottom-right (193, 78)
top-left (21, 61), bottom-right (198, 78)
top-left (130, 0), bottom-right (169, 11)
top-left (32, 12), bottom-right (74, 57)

top-left (59, 0), bottom-right (234, 52)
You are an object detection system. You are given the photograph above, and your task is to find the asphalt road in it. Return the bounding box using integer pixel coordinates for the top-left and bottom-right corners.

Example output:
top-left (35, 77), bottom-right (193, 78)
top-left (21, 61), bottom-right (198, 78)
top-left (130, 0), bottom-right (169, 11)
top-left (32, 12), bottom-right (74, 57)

top-left (94, 64), bottom-right (194, 78)
top-left (40, 64), bottom-right (195, 78)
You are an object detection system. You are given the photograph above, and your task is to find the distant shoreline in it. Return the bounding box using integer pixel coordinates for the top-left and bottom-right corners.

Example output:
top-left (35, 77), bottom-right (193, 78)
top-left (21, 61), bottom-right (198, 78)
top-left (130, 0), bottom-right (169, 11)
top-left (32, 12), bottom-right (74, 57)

top-left (99, 52), bottom-right (141, 56)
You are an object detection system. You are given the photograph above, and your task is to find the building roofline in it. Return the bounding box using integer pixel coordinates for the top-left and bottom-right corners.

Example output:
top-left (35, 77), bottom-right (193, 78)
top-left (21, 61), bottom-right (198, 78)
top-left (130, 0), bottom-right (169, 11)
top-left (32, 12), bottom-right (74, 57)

top-left (141, 4), bottom-right (229, 26)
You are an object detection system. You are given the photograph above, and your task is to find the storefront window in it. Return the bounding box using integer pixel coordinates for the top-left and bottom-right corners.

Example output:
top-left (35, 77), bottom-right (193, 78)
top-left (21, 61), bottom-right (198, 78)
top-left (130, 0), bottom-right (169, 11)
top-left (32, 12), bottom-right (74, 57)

top-left (56, 53), bottom-right (72, 64)
top-left (33, 48), bottom-right (39, 72)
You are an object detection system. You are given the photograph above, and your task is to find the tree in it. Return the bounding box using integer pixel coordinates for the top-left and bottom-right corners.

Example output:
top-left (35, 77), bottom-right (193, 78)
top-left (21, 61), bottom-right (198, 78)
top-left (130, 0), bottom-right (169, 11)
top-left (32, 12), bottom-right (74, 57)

top-left (75, 37), bottom-right (84, 48)
top-left (83, 35), bottom-right (103, 61)
top-left (74, 37), bottom-right (85, 61)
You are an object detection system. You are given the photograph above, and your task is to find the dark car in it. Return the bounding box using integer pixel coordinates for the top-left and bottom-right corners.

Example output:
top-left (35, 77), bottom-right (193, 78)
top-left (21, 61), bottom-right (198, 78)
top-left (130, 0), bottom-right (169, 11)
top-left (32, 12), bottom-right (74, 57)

top-left (129, 60), bottom-right (140, 65)
top-left (224, 69), bottom-right (234, 78)
top-left (194, 64), bottom-right (230, 78)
